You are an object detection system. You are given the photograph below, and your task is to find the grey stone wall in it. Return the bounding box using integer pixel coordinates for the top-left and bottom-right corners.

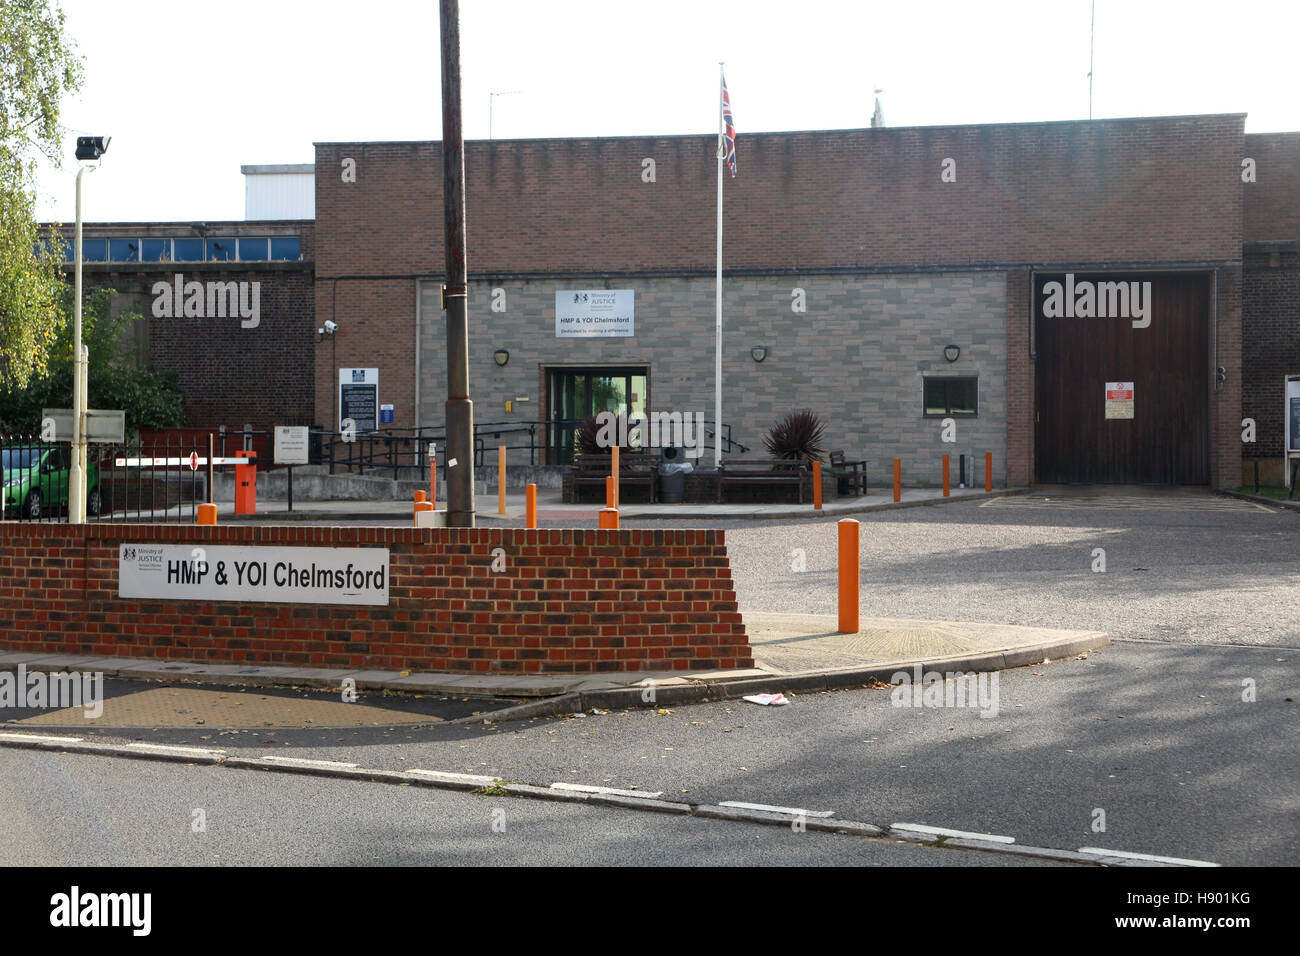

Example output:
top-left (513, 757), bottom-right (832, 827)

top-left (418, 272), bottom-right (1007, 489)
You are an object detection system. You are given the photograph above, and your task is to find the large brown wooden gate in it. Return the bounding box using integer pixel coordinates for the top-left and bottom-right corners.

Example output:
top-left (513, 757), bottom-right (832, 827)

top-left (1034, 272), bottom-right (1211, 485)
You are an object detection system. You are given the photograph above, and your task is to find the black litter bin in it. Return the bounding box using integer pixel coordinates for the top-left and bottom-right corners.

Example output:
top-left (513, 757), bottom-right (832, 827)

top-left (658, 446), bottom-right (693, 503)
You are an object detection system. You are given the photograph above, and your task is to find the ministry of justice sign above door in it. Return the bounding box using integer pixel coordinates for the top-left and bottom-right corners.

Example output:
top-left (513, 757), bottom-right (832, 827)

top-left (556, 290), bottom-right (634, 338)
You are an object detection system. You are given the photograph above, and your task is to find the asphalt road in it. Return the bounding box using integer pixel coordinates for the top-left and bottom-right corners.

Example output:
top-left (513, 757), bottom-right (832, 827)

top-left (0, 749), bottom-right (1056, 867)
top-left (15, 638), bottom-right (1294, 865)
top-left (672, 492), bottom-right (1300, 648)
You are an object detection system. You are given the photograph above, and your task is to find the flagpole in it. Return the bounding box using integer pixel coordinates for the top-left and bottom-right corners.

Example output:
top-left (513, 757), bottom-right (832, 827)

top-left (715, 62), bottom-right (725, 470)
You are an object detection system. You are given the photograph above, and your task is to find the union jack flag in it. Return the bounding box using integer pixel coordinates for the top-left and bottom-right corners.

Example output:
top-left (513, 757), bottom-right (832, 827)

top-left (721, 74), bottom-right (737, 177)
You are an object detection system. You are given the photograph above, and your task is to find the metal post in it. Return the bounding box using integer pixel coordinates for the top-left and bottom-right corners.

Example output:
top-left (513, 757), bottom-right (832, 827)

top-left (441, 0), bottom-right (475, 527)
top-left (69, 167), bottom-right (88, 524)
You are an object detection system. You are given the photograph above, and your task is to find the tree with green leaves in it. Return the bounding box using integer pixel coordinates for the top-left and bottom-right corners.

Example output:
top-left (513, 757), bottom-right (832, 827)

top-left (0, 0), bottom-right (84, 389)
top-left (0, 286), bottom-right (186, 433)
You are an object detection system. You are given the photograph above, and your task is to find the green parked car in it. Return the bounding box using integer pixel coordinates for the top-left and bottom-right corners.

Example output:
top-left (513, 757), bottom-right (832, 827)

top-left (1, 446), bottom-right (101, 519)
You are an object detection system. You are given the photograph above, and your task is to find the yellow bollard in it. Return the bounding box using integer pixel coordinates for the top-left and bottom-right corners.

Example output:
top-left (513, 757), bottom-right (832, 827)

top-left (838, 518), bottom-right (859, 634)
top-left (525, 483), bottom-right (537, 529)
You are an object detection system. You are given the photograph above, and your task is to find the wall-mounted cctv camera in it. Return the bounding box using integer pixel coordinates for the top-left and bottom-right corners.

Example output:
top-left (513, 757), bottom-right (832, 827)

top-left (323, 320), bottom-right (338, 334)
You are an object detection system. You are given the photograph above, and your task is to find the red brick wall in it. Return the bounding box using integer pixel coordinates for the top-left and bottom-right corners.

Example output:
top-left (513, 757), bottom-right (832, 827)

top-left (1212, 266), bottom-right (1244, 488)
top-left (315, 114), bottom-right (1245, 278)
top-left (1244, 133), bottom-right (1300, 241)
top-left (313, 278), bottom-right (416, 431)
top-left (0, 524), bottom-right (751, 674)
top-left (1242, 245), bottom-right (1300, 460)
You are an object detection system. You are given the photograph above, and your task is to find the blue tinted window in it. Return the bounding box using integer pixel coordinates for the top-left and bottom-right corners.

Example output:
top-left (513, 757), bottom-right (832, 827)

top-left (81, 239), bottom-right (107, 262)
top-left (172, 238), bottom-right (203, 260)
top-left (238, 237), bottom-right (268, 261)
top-left (270, 237), bottom-right (301, 260)
top-left (206, 239), bottom-right (234, 261)
top-left (142, 239), bottom-right (170, 262)
top-left (109, 239), bottom-right (140, 262)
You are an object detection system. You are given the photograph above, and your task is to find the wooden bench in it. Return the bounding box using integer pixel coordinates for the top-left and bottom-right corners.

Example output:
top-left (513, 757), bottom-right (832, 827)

top-left (828, 450), bottom-right (868, 496)
top-left (716, 458), bottom-right (809, 504)
top-left (571, 452), bottom-right (658, 503)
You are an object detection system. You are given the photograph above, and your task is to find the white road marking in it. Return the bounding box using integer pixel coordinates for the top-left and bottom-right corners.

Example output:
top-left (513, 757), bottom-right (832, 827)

top-left (1078, 847), bottom-right (1219, 867)
top-left (128, 743), bottom-right (222, 756)
top-left (721, 801), bottom-right (835, 818)
top-left (409, 769), bottom-right (498, 785)
top-left (551, 783), bottom-right (664, 798)
top-left (257, 755), bottom-right (359, 768)
top-left (892, 823), bottom-right (1015, 843)
top-left (0, 732), bottom-right (83, 744)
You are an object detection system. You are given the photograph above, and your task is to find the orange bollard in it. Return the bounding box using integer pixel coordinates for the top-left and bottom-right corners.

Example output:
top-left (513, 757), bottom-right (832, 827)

top-left (942, 454), bottom-right (950, 497)
top-left (525, 483), bottom-right (537, 529)
top-left (498, 445), bottom-right (507, 515)
top-left (813, 460), bottom-right (823, 510)
top-left (413, 490), bottom-right (431, 526)
top-left (610, 445), bottom-right (620, 509)
top-left (600, 472), bottom-right (620, 528)
top-left (985, 452), bottom-right (992, 492)
top-left (197, 503), bottom-right (217, 525)
top-left (893, 458), bottom-right (901, 503)
top-left (837, 518), bottom-right (859, 633)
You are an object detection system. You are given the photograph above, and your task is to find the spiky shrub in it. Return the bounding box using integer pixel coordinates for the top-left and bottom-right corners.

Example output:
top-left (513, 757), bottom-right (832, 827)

top-left (763, 409), bottom-right (826, 463)
top-left (575, 414), bottom-right (634, 457)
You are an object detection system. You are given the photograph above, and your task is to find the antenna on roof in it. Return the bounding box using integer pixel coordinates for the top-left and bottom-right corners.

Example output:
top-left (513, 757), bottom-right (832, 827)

top-left (871, 89), bottom-right (885, 128)
top-left (1088, 0), bottom-right (1095, 119)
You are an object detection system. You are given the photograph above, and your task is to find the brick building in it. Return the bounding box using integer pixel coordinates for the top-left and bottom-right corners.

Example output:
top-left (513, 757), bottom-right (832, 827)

top-left (61, 114), bottom-right (1300, 488)
top-left (54, 220), bottom-right (315, 428)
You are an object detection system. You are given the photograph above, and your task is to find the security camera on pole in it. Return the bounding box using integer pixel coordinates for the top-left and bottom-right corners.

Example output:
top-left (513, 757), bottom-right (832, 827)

top-left (69, 135), bottom-right (110, 524)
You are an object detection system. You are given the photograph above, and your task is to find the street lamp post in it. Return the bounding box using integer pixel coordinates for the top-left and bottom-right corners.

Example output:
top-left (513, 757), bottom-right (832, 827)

top-left (68, 136), bottom-right (109, 524)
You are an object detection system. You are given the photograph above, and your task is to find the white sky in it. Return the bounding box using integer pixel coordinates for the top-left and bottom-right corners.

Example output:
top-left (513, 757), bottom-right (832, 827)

top-left (32, 0), bottom-right (1300, 223)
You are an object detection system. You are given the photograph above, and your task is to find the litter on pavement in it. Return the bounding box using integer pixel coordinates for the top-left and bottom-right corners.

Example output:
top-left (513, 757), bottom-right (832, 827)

top-left (742, 693), bottom-right (789, 706)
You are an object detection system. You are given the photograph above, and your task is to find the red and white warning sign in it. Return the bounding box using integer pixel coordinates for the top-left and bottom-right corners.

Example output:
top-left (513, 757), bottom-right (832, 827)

top-left (1105, 381), bottom-right (1134, 419)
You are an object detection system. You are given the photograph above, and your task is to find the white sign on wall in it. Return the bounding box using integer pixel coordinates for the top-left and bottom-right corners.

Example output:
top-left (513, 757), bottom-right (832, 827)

top-left (556, 290), bottom-right (634, 338)
top-left (118, 545), bottom-right (389, 606)
top-left (339, 368), bottom-right (379, 433)
top-left (1286, 376), bottom-right (1300, 455)
top-left (1105, 381), bottom-right (1134, 420)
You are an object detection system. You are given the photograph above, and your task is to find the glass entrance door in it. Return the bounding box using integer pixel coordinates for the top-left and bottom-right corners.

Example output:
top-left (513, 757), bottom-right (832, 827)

top-left (548, 366), bottom-right (648, 463)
